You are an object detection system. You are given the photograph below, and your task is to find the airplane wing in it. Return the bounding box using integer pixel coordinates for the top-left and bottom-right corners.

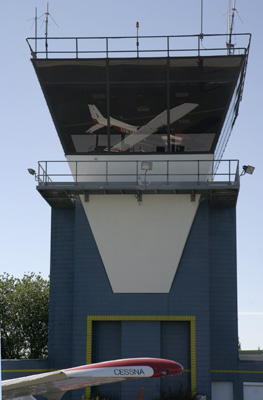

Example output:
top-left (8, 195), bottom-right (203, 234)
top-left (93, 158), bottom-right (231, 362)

top-left (110, 103), bottom-right (198, 152)
top-left (2, 358), bottom-right (183, 400)
top-left (85, 124), bottom-right (104, 134)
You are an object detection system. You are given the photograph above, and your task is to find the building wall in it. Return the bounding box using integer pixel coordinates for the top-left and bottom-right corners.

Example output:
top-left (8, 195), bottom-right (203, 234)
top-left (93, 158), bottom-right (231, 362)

top-left (46, 197), bottom-right (234, 400)
top-left (209, 206), bottom-right (239, 370)
top-left (48, 208), bottom-right (75, 369)
top-left (3, 197), bottom-right (263, 400)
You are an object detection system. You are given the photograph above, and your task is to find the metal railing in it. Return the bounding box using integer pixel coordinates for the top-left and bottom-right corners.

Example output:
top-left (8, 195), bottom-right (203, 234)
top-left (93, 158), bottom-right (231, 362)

top-left (26, 33), bottom-right (251, 59)
top-left (36, 159), bottom-right (240, 186)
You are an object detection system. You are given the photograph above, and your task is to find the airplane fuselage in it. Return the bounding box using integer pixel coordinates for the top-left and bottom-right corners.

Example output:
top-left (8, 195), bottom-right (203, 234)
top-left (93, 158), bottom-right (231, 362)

top-left (2, 357), bottom-right (183, 400)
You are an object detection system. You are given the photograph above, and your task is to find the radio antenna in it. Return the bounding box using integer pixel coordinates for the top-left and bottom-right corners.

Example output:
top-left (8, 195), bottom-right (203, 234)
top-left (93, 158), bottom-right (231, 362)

top-left (200, 0), bottom-right (204, 39)
top-left (34, 8), bottom-right (38, 53)
top-left (136, 21), bottom-right (139, 57)
top-left (45, 2), bottom-right (50, 57)
top-left (28, 7), bottom-right (39, 54)
top-left (227, 0), bottom-right (243, 54)
top-left (41, 2), bottom-right (59, 58)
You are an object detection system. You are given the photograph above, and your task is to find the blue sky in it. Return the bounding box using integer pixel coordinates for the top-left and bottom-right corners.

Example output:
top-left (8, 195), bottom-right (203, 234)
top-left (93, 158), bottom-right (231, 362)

top-left (1, 0), bottom-right (263, 350)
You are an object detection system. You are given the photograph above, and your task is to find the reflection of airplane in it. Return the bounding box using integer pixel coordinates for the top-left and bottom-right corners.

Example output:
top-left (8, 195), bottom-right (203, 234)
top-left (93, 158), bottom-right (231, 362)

top-left (86, 103), bottom-right (198, 151)
top-left (161, 132), bottom-right (190, 146)
top-left (86, 104), bottom-right (138, 135)
top-left (2, 357), bottom-right (183, 400)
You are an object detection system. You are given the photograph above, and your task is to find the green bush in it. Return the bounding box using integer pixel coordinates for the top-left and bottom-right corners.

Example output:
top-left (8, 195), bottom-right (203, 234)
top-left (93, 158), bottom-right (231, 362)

top-left (158, 386), bottom-right (196, 400)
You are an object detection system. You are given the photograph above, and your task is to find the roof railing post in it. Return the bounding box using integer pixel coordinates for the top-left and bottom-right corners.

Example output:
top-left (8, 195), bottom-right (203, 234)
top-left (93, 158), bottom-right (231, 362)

top-left (38, 161), bottom-right (40, 183)
top-left (45, 161), bottom-right (48, 183)
top-left (106, 37), bottom-right (109, 58)
top-left (106, 161), bottom-right (108, 185)
top-left (76, 38), bottom-right (78, 59)
top-left (236, 160), bottom-right (240, 183)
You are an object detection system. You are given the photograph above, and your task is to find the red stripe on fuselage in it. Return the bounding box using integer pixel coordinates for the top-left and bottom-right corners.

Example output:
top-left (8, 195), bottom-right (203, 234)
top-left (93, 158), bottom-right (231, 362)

top-left (113, 125), bottom-right (135, 134)
top-left (65, 358), bottom-right (183, 377)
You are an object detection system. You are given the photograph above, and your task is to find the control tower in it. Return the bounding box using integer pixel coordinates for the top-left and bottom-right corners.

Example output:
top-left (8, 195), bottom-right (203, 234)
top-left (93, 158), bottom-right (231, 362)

top-left (21, 33), bottom-right (261, 400)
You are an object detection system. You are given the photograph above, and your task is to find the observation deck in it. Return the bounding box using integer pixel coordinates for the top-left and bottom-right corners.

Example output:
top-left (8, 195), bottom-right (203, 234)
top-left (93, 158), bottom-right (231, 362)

top-left (34, 158), bottom-right (240, 207)
top-left (27, 33), bottom-right (251, 161)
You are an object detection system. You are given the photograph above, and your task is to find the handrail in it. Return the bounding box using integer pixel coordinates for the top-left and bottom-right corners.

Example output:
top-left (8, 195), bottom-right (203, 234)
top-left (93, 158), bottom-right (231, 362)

top-left (36, 159), bottom-right (239, 186)
top-left (26, 33), bottom-right (251, 59)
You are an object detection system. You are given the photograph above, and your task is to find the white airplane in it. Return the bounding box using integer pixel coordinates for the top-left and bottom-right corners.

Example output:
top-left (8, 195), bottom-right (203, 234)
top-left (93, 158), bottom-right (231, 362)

top-left (86, 103), bottom-right (198, 152)
top-left (2, 357), bottom-right (183, 400)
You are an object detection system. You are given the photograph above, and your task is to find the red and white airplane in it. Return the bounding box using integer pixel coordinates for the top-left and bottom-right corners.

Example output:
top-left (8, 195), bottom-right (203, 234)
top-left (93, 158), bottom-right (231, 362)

top-left (2, 357), bottom-right (183, 400)
top-left (86, 103), bottom-right (198, 152)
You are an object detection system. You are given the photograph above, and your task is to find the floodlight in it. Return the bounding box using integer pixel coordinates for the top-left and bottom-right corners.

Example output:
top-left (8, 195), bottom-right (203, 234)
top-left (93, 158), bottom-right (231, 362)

top-left (28, 168), bottom-right (36, 176)
top-left (141, 161), bottom-right (152, 171)
top-left (242, 165), bottom-right (255, 175)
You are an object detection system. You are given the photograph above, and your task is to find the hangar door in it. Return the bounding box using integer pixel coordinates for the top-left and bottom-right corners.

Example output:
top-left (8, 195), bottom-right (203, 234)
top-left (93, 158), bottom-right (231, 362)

top-left (91, 320), bottom-right (191, 399)
top-left (244, 383), bottom-right (263, 400)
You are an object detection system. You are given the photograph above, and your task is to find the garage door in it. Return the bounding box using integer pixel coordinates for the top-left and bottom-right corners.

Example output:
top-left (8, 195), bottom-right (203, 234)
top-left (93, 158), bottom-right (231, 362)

top-left (244, 383), bottom-right (263, 400)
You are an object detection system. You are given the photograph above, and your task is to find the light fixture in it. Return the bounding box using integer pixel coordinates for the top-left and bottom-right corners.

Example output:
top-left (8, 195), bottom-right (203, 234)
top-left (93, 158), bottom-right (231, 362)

top-left (241, 165), bottom-right (255, 176)
top-left (141, 161), bottom-right (152, 171)
top-left (140, 162), bottom-right (153, 193)
top-left (27, 168), bottom-right (39, 182)
top-left (28, 168), bottom-right (36, 176)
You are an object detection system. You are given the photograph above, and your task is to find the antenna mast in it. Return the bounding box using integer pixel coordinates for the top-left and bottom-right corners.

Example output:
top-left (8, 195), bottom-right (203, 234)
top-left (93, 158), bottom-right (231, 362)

top-left (45, 2), bottom-right (49, 58)
top-left (200, 0), bottom-right (204, 39)
top-left (227, 0), bottom-right (237, 54)
top-left (136, 22), bottom-right (139, 57)
top-left (35, 8), bottom-right (38, 54)
top-left (43, 3), bottom-right (59, 58)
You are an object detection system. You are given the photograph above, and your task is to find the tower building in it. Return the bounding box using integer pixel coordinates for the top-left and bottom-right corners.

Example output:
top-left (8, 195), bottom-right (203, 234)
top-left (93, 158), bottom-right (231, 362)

top-left (3, 33), bottom-right (263, 400)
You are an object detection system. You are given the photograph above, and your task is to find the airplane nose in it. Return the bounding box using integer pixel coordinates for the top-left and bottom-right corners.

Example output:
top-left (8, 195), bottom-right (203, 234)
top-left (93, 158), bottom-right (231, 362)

top-left (169, 361), bottom-right (183, 376)
top-left (160, 362), bottom-right (183, 376)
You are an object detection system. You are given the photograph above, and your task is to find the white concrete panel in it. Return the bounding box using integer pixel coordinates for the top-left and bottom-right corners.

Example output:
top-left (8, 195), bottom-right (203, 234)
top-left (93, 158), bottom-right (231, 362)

top-left (211, 382), bottom-right (233, 400)
top-left (80, 194), bottom-right (200, 293)
top-left (244, 383), bottom-right (263, 400)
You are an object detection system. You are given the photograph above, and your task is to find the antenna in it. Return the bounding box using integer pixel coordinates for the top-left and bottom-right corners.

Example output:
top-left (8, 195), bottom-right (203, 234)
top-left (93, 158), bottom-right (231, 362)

top-left (227, 0), bottom-right (237, 54)
top-left (35, 8), bottom-right (38, 54)
top-left (45, 2), bottom-right (49, 58)
top-left (200, 0), bottom-right (204, 39)
top-left (228, 0), bottom-right (231, 37)
top-left (41, 2), bottom-right (59, 58)
top-left (136, 22), bottom-right (139, 57)
top-left (229, 0), bottom-right (236, 41)
top-left (28, 7), bottom-right (39, 54)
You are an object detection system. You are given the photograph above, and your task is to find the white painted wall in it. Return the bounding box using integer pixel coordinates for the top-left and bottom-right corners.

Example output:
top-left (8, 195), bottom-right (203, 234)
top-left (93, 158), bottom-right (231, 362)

top-left (80, 193), bottom-right (200, 293)
top-left (66, 154), bottom-right (214, 184)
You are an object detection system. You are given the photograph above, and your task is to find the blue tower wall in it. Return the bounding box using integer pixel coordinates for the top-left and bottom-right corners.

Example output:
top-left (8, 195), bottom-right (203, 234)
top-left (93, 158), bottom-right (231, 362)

top-left (3, 198), bottom-right (263, 400)
top-left (45, 198), bottom-right (237, 399)
top-left (209, 206), bottom-right (239, 370)
top-left (48, 208), bottom-right (75, 369)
